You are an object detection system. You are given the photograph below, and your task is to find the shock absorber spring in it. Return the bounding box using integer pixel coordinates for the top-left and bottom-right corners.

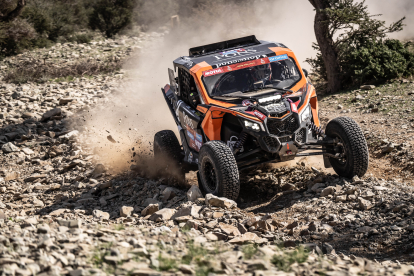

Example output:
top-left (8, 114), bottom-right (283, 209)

top-left (308, 122), bottom-right (325, 137)
top-left (234, 131), bottom-right (248, 154)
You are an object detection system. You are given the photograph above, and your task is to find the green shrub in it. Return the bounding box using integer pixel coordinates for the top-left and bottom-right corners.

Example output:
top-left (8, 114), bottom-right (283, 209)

top-left (343, 39), bottom-right (414, 84)
top-left (22, 0), bottom-right (93, 42)
top-left (271, 246), bottom-right (308, 272)
top-left (242, 244), bottom-right (258, 259)
top-left (89, 0), bottom-right (135, 38)
top-left (308, 38), bottom-right (414, 87)
top-left (0, 19), bottom-right (37, 56)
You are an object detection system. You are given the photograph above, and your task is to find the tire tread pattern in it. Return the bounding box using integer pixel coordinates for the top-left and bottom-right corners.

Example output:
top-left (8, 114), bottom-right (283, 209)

top-left (199, 141), bottom-right (240, 200)
top-left (326, 117), bottom-right (369, 178)
top-left (154, 130), bottom-right (181, 162)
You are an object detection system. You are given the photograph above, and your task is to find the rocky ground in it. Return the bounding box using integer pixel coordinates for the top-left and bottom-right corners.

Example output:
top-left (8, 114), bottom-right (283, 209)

top-left (1, 33), bottom-right (414, 275)
top-left (318, 82), bottom-right (414, 185)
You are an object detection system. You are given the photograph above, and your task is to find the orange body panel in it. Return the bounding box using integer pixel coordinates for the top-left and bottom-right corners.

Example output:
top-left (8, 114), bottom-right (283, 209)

top-left (201, 109), bottom-right (224, 141)
top-left (196, 106), bottom-right (209, 114)
top-left (201, 106), bottom-right (262, 141)
top-left (310, 97), bottom-right (320, 127)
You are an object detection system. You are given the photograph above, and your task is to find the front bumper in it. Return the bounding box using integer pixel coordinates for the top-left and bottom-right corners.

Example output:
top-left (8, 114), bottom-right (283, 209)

top-left (239, 112), bottom-right (314, 159)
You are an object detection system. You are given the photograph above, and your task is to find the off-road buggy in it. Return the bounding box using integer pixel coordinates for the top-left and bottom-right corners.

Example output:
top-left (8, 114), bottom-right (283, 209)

top-left (155, 35), bottom-right (369, 200)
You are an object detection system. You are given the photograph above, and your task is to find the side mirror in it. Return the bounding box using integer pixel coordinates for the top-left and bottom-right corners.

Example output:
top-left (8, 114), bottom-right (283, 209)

top-left (302, 68), bottom-right (309, 78)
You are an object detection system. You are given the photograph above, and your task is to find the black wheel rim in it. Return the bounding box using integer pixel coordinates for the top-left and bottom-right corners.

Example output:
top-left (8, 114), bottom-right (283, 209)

top-left (203, 160), bottom-right (217, 192)
top-left (331, 135), bottom-right (347, 165)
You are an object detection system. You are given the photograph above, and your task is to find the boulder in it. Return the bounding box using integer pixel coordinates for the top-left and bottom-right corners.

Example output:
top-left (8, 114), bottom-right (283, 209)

top-left (187, 185), bottom-right (203, 202)
top-left (2, 142), bottom-right (19, 153)
top-left (228, 232), bottom-right (266, 244)
top-left (205, 194), bottom-right (237, 209)
top-left (41, 108), bottom-right (61, 121)
top-left (57, 219), bottom-right (81, 228)
top-left (358, 197), bottom-right (373, 210)
top-left (171, 205), bottom-right (202, 220)
top-left (141, 204), bottom-right (159, 216)
top-left (360, 85), bottom-right (375, 90)
top-left (149, 208), bottom-right (176, 222)
top-left (219, 223), bottom-right (241, 236)
top-left (162, 187), bottom-right (177, 201)
top-left (93, 210), bottom-right (110, 220)
top-left (320, 186), bottom-right (335, 197)
top-left (120, 206), bottom-right (134, 217)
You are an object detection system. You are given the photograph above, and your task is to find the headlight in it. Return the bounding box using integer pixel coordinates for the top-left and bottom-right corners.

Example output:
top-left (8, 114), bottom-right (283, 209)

top-left (258, 95), bottom-right (282, 103)
top-left (244, 120), bottom-right (261, 132)
top-left (301, 104), bottom-right (312, 122)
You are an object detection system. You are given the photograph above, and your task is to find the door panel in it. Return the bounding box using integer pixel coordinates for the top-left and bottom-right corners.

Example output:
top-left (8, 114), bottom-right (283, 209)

top-left (176, 100), bottom-right (204, 152)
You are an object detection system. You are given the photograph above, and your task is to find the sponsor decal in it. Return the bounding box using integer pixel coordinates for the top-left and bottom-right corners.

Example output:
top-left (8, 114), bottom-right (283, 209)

top-left (269, 54), bottom-right (289, 63)
top-left (187, 128), bottom-right (202, 151)
top-left (194, 139), bottom-right (202, 151)
top-left (190, 140), bottom-right (197, 150)
top-left (203, 58), bottom-right (270, 78)
top-left (253, 110), bottom-right (267, 121)
top-left (164, 84), bottom-right (171, 93)
top-left (203, 68), bottom-right (224, 77)
top-left (175, 100), bottom-right (183, 123)
top-left (242, 99), bottom-right (253, 107)
top-left (227, 136), bottom-right (244, 152)
top-left (214, 55), bottom-right (268, 68)
top-left (184, 115), bottom-right (194, 129)
top-left (220, 48), bottom-right (246, 56)
top-left (187, 129), bottom-right (195, 141)
top-left (214, 48), bottom-right (257, 60)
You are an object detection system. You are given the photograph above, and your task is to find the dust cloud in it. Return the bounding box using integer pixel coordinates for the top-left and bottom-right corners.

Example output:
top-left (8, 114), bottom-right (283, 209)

top-left (364, 0), bottom-right (414, 40)
top-left (76, 0), bottom-right (413, 174)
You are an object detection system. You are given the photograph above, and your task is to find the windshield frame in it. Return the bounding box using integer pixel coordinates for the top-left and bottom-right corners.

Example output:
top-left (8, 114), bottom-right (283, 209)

top-left (201, 56), bottom-right (303, 99)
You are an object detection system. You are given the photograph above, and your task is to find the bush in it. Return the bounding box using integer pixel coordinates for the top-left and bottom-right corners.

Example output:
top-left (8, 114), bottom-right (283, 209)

top-left (343, 39), bottom-right (414, 84)
top-left (308, 38), bottom-right (414, 86)
top-left (0, 19), bottom-right (37, 56)
top-left (271, 246), bottom-right (308, 272)
top-left (89, 0), bottom-right (135, 38)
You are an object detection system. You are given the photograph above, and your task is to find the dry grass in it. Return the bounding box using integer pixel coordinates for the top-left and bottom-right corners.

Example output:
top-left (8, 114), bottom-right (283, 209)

top-left (3, 57), bottom-right (122, 84)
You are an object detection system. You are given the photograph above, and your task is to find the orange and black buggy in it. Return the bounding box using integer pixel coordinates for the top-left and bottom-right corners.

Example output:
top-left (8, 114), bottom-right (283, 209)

top-left (155, 35), bottom-right (369, 200)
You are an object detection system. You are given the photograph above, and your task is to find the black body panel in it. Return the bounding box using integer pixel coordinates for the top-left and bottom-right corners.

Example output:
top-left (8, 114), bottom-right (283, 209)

top-left (174, 38), bottom-right (288, 71)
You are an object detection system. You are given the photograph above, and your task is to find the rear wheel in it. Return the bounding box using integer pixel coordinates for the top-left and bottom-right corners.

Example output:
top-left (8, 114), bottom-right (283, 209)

top-left (154, 130), bottom-right (185, 182)
top-left (325, 117), bottom-right (369, 178)
top-left (198, 141), bottom-right (240, 200)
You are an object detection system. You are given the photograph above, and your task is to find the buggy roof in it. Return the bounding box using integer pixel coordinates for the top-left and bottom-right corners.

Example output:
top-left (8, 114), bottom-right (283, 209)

top-left (173, 35), bottom-right (289, 72)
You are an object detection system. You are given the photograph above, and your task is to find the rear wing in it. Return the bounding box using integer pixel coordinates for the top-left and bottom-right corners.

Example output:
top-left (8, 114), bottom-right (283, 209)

top-left (189, 35), bottom-right (260, 57)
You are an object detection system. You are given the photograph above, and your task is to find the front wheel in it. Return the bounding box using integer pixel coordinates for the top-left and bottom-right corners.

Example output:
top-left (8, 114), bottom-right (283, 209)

top-left (325, 117), bottom-right (369, 178)
top-left (198, 141), bottom-right (240, 200)
top-left (154, 130), bottom-right (185, 183)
